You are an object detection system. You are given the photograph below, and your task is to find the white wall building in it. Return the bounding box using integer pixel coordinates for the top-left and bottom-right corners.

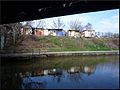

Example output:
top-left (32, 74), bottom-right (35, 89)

top-left (82, 30), bottom-right (96, 38)
top-left (43, 29), bottom-right (49, 36)
top-left (68, 30), bottom-right (76, 37)
top-left (48, 29), bottom-right (56, 36)
top-left (21, 28), bottom-right (32, 35)
top-left (68, 30), bottom-right (81, 38)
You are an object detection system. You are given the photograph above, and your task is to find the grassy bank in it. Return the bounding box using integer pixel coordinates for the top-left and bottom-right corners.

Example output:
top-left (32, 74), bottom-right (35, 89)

top-left (1, 35), bottom-right (119, 53)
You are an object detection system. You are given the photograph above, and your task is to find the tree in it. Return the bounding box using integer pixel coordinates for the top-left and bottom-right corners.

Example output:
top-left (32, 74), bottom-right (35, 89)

top-left (113, 33), bottom-right (119, 38)
top-left (85, 23), bottom-right (93, 30)
top-left (51, 18), bottom-right (65, 29)
top-left (0, 25), bottom-right (7, 49)
top-left (69, 19), bottom-right (84, 32)
top-left (23, 20), bottom-right (45, 34)
top-left (23, 20), bottom-right (45, 28)
top-left (0, 23), bottom-right (23, 51)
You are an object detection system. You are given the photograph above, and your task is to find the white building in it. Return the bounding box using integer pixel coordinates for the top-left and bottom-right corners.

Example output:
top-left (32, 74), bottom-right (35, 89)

top-left (43, 29), bottom-right (49, 36)
top-left (48, 29), bottom-right (56, 36)
top-left (68, 30), bottom-right (75, 37)
top-left (21, 28), bottom-right (32, 35)
top-left (82, 30), bottom-right (96, 38)
top-left (75, 31), bottom-right (81, 38)
top-left (68, 30), bottom-right (81, 38)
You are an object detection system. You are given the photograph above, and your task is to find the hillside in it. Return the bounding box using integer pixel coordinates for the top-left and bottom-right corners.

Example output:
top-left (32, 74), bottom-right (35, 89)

top-left (14, 35), bottom-right (119, 53)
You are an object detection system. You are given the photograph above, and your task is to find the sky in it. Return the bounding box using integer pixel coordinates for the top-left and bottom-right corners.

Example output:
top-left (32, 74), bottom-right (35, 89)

top-left (22, 9), bottom-right (119, 33)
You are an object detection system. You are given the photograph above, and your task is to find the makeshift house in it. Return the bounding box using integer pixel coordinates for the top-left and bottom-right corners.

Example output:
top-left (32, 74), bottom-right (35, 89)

top-left (82, 30), bottom-right (96, 38)
top-left (35, 28), bottom-right (44, 36)
top-left (48, 29), bottom-right (56, 36)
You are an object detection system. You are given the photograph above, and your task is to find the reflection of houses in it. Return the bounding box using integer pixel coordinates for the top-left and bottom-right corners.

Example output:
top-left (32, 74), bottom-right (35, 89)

top-left (34, 69), bottom-right (44, 76)
top-left (15, 65), bottom-right (96, 79)
top-left (83, 65), bottom-right (96, 75)
top-left (34, 68), bottom-right (62, 76)
top-left (43, 70), bottom-right (49, 75)
top-left (67, 67), bottom-right (80, 74)
top-left (67, 65), bottom-right (96, 75)
top-left (48, 68), bottom-right (63, 75)
top-left (82, 30), bottom-right (96, 38)
top-left (16, 68), bottom-right (63, 78)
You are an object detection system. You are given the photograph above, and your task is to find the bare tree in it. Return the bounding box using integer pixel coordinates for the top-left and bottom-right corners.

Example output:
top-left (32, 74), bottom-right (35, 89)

top-left (23, 20), bottom-right (45, 28)
top-left (0, 25), bottom-right (7, 49)
top-left (69, 19), bottom-right (84, 32)
top-left (23, 20), bottom-right (45, 34)
top-left (0, 23), bottom-right (23, 51)
top-left (85, 23), bottom-right (93, 30)
top-left (113, 33), bottom-right (119, 38)
top-left (51, 18), bottom-right (65, 29)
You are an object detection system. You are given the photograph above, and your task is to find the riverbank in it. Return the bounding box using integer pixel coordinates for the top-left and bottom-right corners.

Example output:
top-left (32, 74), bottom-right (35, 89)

top-left (1, 50), bottom-right (119, 60)
top-left (1, 36), bottom-right (119, 53)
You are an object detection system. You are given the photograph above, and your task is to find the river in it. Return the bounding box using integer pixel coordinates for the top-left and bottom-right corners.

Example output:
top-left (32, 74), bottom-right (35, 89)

top-left (1, 55), bottom-right (119, 89)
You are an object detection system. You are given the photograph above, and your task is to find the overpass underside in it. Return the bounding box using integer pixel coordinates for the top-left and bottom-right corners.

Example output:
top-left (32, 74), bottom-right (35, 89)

top-left (1, 1), bottom-right (120, 24)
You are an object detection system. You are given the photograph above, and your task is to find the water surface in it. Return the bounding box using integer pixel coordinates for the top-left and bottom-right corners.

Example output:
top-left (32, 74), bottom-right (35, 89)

top-left (1, 55), bottom-right (119, 89)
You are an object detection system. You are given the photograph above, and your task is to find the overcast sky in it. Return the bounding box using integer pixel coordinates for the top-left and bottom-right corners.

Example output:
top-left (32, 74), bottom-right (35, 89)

top-left (22, 9), bottom-right (119, 33)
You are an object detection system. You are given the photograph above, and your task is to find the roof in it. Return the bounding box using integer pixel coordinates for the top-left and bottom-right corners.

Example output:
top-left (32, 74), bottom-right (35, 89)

top-left (68, 30), bottom-right (76, 31)
top-left (82, 30), bottom-right (95, 32)
top-left (48, 29), bottom-right (63, 31)
top-left (23, 25), bottom-right (31, 29)
top-left (68, 30), bottom-right (80, 32)
top-left (36, 28), bottom-right (44, 30)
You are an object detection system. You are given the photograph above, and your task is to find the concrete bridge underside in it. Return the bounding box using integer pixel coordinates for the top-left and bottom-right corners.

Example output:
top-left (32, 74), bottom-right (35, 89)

top-left (1, 1), bottom-right (120, 24)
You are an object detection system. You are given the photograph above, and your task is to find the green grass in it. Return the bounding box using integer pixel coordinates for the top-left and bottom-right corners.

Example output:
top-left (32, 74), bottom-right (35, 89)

top-left (4, 36), bottom-right (118, 53)
top-left (29, 36), bottom-right (119, 52)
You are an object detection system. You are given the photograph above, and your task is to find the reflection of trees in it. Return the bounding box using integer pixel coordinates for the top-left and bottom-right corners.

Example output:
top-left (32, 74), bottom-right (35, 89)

top-left (15, 64), bottom-right (96, 88)
top-left (96, 61), bottom-right (119, 73)
top-left (13, 60), bottom-right (118, 89)
top-left (49, 68), bottom-right (63, 83)
top-left (65, 65), bottom-right (96, 86)
top-left (68, 72), bottom-right (83, 84)
top-left (15, 68), bottom-right (63, 89)
top-left (15, 60), bottom-right (119, 89)
top-left (67, 66), bottom-right (80, 74)
top-left (22, 77), bottom-right (47, 89)
top-left (52, 74), bottom-right (63, 83)
top-left (2, 55), bottom-right (119, 89)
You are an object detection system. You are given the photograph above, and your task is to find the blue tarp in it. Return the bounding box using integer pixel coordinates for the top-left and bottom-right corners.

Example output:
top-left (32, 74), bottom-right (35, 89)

top-left (56, 31), bottom-right (65, 36)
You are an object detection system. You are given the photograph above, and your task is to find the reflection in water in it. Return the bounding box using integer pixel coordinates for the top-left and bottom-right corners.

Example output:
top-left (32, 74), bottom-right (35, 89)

top-left (15, 65), bottom-right (96, 89)
top-left (83, 65), bottom-right (96, 75)
top-left (1, 55), bottom-right (119, 89)
top-left (22, 77), bottom-right (47, 89)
